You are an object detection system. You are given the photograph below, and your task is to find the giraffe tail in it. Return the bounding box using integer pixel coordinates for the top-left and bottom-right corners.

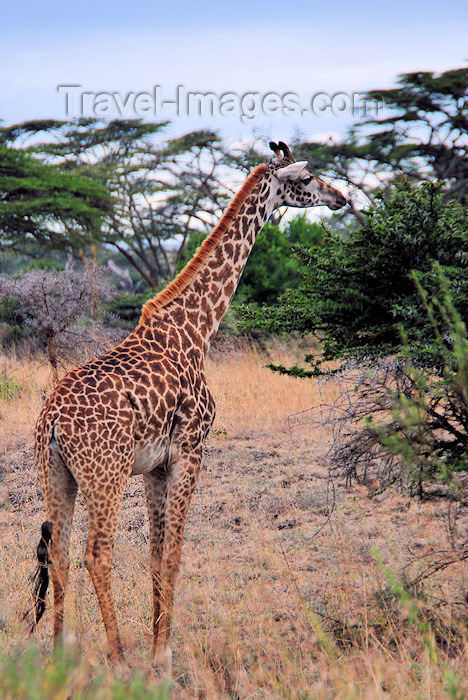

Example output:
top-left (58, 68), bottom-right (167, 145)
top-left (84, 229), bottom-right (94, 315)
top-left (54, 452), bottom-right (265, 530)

top-left (24, 520), bottom-right (53, 632)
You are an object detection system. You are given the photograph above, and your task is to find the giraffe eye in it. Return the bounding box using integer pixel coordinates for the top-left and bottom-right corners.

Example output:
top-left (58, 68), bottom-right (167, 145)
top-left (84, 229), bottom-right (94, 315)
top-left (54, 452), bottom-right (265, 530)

top-left (301, 177), bottom-right (312, 186)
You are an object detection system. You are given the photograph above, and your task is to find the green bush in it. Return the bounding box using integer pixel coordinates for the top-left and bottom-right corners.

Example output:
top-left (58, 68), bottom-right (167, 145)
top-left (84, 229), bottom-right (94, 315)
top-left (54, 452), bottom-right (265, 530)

top-left (21, 259), bottom-right (64, 272)
top-left (0, 296), bottom-right (32, 348)
top-left (372, 269), bottom-right (468, 493)
top-left (241, 181), bottom-right (468, 373)
top-left (240, 183), bottom-right (468, 495)
top-left (324, 270), bottom-right (468, 497)
top-left (104, 289), bottom-right (158, 329)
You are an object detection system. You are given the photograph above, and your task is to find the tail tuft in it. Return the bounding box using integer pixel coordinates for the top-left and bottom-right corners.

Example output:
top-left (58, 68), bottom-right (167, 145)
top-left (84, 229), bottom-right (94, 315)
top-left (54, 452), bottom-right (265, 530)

top-left (24, 521), bottom-right (53, 632)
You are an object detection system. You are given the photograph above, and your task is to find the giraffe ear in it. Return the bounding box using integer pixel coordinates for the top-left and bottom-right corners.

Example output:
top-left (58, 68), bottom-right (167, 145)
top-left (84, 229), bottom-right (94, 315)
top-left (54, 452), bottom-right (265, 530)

top-left (275, 161), bottom-right (308, 182)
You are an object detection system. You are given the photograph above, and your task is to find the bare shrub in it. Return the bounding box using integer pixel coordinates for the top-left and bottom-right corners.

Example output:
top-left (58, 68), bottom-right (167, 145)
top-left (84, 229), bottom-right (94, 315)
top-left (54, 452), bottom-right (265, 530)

top-left (312, 357), bottom-right (468, 500)
top-left (0, 267), bottom-right (115, 382)
top-left (323, 359), bottom-right (411, 491)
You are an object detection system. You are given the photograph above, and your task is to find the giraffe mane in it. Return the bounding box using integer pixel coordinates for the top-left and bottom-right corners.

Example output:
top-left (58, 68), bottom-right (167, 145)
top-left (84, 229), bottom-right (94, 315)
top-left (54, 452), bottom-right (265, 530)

top-left (138, 163), bottom-right (268, 324)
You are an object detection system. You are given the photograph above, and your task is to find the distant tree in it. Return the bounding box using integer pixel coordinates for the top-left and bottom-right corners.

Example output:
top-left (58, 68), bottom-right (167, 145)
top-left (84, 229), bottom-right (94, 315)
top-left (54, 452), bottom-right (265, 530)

top-left (0, 119), bottom-right (232, 287)
top-left (0, 142), bottom-right (110, 254)
top-left (295, 67), bottom-right (468, 220)
top-left (0, 267), bottom-right (114, 382)
top-left (238, 67), bottom-right (468, 225)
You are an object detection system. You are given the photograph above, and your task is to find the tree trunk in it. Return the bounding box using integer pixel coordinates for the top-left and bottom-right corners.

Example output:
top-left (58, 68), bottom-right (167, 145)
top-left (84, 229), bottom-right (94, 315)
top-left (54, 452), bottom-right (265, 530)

top-left (46, 330), bottom-right (59, 386)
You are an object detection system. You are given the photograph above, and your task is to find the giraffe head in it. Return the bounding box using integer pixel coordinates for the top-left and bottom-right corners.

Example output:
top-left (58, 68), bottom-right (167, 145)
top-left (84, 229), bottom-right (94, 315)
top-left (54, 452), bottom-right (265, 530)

top-left (268, 141), bottom-right (346, 210)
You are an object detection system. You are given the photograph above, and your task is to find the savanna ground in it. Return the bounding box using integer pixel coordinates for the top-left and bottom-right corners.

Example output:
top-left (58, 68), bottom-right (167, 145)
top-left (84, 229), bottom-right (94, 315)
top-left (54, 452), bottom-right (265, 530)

top-left (0, 340), bottom-right (466, 699)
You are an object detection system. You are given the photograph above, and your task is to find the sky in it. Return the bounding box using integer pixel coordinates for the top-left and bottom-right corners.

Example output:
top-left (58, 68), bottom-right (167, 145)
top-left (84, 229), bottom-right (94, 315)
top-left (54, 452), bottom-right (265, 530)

top-left (1, 0), bottom-right (467, 146)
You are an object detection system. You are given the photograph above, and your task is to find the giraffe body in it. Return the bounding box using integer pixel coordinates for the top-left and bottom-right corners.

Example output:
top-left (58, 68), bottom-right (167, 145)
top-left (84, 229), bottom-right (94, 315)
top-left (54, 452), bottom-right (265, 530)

top-left (31, 142), bottom-right (346, 669)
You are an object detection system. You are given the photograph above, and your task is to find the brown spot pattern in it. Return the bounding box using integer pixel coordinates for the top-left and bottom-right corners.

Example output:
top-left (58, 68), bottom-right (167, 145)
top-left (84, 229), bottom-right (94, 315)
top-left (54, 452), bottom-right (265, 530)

top-left (34, 144), bottom-right (346, 669)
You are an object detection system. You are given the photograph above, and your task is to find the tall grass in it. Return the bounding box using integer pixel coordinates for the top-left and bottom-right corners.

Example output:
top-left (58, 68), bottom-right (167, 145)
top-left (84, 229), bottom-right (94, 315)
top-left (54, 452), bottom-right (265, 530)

top-left (206, 339), bottom-right (339, 432)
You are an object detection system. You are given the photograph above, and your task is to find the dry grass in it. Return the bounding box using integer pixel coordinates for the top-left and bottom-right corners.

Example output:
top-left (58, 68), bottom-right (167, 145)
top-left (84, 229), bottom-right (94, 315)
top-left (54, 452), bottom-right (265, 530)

top-left (206, 340), bottom-right (339, 432)
top-left (0, 342), bottom-right (467, 698)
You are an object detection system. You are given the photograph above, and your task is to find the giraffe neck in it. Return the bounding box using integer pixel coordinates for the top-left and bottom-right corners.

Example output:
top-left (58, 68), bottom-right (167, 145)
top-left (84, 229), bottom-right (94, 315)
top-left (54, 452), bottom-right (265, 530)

top-left (139, 165), bottom-right (277, 349)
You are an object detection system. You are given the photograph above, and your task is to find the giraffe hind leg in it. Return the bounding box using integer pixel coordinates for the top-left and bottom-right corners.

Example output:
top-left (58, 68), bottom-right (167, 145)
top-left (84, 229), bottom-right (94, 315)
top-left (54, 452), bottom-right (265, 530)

top-left (28, 443), bottom-right (78, 644)
top-left (48, 444), bottom-right (78, 647)
top-left (150, 452), bottom-right (201, 672)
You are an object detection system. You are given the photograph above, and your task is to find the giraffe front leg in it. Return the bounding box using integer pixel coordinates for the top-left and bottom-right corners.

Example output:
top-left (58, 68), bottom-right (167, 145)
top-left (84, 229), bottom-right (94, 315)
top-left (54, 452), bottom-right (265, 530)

top-left (147, 451), bottom-right (201, 673)
top-left (143, 468), bottom-right (168, 666)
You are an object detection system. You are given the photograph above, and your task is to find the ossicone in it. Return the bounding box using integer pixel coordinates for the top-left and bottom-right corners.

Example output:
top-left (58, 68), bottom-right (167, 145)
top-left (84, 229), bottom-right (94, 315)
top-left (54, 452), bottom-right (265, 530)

top-left (278, 142), bottom-right (292, 159)
top-left (269, 141), bottom-right (281, 158)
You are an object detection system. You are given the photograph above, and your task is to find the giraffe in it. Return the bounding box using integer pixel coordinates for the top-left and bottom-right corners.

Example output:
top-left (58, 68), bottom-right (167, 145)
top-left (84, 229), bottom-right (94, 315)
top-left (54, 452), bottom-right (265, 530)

top-left (29, 141), bottom-right (346, 670)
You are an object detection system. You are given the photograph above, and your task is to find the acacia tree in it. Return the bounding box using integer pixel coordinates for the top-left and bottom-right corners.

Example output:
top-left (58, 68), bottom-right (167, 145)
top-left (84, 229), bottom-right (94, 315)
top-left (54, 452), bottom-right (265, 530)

top-left (236, 67), bottom-right (468, 225)
top-left (0, 140), bottom-right (111, 254)
top-left (295, 67), bottom-right (468, 220)
top-left (0, 119), bottom-right (232, 286)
